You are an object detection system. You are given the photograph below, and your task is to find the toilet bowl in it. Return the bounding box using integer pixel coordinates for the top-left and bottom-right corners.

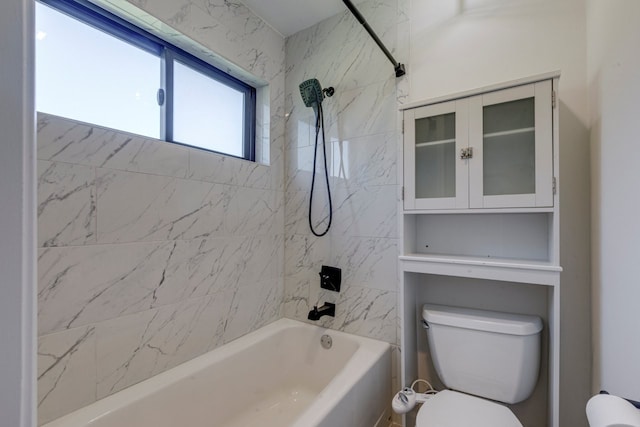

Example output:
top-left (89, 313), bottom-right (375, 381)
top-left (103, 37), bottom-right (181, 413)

top-left (415, 304), bottom-right (543, 427)
top-left (416, 390), bottom-right (522, 427)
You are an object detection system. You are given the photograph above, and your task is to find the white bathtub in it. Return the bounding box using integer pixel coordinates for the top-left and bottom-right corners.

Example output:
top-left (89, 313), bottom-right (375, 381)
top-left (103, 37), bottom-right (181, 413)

top-left (43, 318), bottom-right (391, 427)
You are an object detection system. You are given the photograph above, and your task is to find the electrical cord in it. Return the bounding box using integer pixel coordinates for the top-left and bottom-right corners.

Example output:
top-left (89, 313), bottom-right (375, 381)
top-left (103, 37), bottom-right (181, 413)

top-left (308, 102), bottom-right (332, 237)
top-left (411, 379), bottom-right (438, 395)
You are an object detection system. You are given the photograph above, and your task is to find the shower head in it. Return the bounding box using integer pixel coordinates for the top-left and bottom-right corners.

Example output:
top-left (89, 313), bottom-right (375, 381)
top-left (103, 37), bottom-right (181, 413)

top-left (299, 78), bottom-right (324, 108)
top-left (299, 79), bottom-right (334, 109)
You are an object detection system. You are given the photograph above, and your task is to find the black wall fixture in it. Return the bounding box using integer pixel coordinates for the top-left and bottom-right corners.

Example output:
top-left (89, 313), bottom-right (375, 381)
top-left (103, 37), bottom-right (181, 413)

top-left (342, 0), bottom-right (406, 77)
top-left (319, 265), bottom-right (341, 292)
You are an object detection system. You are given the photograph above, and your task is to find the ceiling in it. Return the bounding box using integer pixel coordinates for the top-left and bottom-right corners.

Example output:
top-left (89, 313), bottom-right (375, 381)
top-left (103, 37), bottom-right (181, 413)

top-left (241, 0), bottom-right (353, 37)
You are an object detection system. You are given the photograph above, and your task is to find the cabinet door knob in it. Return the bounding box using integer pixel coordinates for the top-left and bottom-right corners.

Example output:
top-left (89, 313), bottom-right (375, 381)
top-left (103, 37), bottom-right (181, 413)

top-left (460, 147), bottom-right (473, 159)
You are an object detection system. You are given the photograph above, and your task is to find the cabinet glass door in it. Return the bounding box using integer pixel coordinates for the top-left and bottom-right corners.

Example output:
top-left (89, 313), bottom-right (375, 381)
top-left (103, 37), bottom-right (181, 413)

top-left (415, 113), bottom-right (456, 199)
top-left (469, 81), bottom-right (553, 208)
top-left (404, 100), bottom-right (468, 210)
top-left (482, 97), bottom-right (535, 196)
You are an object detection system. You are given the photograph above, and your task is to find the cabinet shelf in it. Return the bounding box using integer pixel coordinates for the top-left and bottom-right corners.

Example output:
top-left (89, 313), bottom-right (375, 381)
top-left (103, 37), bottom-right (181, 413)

top-left (403, 207), bottom-right (554, 215)
top-left (399, 253), bottom-right (561, 286)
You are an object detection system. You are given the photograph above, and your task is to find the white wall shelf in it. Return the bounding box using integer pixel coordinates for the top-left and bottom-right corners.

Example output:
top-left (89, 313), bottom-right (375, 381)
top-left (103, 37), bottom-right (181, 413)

top-left (400, 254), bottom-right (561, 286)
top-left (403, 207), bottom-right (555, 215)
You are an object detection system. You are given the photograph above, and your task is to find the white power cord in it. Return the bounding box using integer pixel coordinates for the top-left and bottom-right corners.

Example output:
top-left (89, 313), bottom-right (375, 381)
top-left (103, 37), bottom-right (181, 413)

top-left (410, 379), bottom-right (438, 395)
top-left (392, 379), bottom-right (439, 414)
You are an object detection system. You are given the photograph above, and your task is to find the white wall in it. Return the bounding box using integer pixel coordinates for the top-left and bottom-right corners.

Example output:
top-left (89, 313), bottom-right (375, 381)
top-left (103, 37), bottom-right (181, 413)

top-left (0, 0), bottom-right (36, 426)
top-left (409, 0), bottom-right (592, 425)
top-left (588, 0), bottom-right (640, 400)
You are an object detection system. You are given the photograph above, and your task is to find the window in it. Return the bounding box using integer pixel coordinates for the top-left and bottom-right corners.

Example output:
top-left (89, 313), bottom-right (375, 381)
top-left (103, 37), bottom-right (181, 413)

top-left (35, 0), bottom-right (256, 161)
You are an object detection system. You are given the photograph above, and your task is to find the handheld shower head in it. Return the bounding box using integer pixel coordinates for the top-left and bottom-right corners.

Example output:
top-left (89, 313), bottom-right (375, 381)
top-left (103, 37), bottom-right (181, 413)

top-left (299, 78), bottom-right (324, 108)
top-left (299, 79), bottom-right (334, 109)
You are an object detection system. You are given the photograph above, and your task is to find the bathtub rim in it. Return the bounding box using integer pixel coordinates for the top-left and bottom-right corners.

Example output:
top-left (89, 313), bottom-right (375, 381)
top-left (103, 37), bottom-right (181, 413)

top-left (42, 317), bottom-right (390, 427)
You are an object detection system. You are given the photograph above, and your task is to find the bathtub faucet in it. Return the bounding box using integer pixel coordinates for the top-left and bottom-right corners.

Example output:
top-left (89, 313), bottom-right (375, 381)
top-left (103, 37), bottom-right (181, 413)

top-left (308, 302), bottom-right (335, 321)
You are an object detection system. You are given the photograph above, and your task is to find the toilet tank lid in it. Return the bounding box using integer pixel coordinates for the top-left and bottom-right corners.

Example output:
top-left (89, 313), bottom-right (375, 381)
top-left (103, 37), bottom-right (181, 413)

top-left (422, 304), bottom-right (543, 336)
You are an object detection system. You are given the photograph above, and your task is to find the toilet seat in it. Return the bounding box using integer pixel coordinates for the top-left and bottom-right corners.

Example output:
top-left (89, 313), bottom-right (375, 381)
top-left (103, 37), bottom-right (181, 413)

top-left (416, 390), bottom-right (522, 427)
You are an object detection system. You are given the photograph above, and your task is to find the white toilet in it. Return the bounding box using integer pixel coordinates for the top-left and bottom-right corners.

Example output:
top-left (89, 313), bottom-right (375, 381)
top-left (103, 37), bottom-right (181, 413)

top-left (416, 304), bottom-right (543, 427)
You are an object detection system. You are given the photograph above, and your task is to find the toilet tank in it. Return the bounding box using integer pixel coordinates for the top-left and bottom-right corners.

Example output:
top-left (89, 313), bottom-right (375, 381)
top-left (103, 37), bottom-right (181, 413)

top-left (423, 304), bottom-right (543, 404)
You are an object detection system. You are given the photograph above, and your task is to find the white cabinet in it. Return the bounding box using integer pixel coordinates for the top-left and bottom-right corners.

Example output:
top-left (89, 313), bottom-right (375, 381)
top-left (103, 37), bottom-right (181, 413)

top-left (404, 80), bottom-right (554, 210)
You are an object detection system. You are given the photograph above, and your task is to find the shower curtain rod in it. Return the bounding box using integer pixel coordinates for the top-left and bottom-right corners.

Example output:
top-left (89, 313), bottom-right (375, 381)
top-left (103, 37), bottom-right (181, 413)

top-left (342, 0), bottom-right (406, 77)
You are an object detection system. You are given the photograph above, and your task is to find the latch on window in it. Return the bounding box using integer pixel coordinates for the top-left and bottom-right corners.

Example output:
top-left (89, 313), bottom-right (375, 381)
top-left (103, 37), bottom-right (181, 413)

top-left (157, 88), bottom-right (165, 106)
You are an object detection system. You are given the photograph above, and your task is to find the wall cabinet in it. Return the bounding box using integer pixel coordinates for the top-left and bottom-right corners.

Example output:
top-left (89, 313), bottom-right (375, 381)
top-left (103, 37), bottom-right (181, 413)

top-left (404, 80), bottom-right (554, 210)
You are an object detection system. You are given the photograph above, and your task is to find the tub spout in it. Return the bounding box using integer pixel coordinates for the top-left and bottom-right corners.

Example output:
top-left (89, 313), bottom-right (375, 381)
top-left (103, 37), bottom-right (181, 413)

top-left (308, 302), bottom-right (335, 321)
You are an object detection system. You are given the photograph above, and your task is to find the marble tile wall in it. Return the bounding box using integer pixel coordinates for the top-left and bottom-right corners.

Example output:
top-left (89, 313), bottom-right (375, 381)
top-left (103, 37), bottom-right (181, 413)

top-left (283, 0), bottom-right (408, 348)
top-left (37, 0), bottom-right (285, 423)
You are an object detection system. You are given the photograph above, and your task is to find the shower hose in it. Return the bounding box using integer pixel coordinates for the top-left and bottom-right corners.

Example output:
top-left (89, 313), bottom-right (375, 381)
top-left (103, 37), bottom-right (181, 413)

top-left (308, 102), bottom-right (332, 237)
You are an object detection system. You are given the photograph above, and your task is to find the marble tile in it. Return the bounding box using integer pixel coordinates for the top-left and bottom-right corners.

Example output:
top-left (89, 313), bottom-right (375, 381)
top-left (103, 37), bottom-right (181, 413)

top-left (37, 114), bottom-right (189, 179)
top-left (330, 236), bottom-right (398, 292)
top-left (98, 170), bottom-right (283, 243)
top-left (332, 78), bottom-right (397, 139)
top-left (125, 0), bottom-right (191, 24)
top-left (191, 0), bottom-right (283, 61)
top-left (331, 132), bottom-right (397, 188)
top-left (269, 131), bottom-right (286, 192)
top-left (284, 107), bottom-right (315, 150)
top-left (219, 279), bottom-right (283, 344)
top-left (273, 192), bottom-right (286, 239)
top-left (38, 160), bottom-right (96, 248)
top-left (274, 234), bottom-right (286, 284)
top-left (238, 235), bottom-right (280, 282)
top-left (101, 137), bottom-right (189, 178)
top-left (186, 236), bottom-right (248, 297)
top-left (192, 0), bottom-right (265, 35)
top-left (286, 30), bottom-right (397, 97)
top-left (285, 144), bottom-right (334, 192)
top-left (284, 236), bottom-right (396, 343)
top-left (285, 0), bottom-right (397, 78)
top-left (141, 0), bottom-right (281, 82)
top-left (38, 241), bottom-right (190, 335)
top-left (284, 188), bottom-right (333, 237)
top-left (95, 295), bottom-right (227, 398)
top-left (187, 234), bottom-right (279, 298)
top-left (398, 0), bottom-right (410, 23)
top-left (96, 169), bottom-right (232, 243)
top-left (283, 234), bottom-right (330, 320)
top-left (285, 11), bottom-right (354, 69)
top-left (283, 273), bottom-right (312, 320)
top-left (229, 187), bottom-right (280, 236)
top-left (286, 3), bottom-right (396, 71)
top-left (284, 234), bottom-right (330, 276)
top-left (314, 285), bottom-right (397, 343)
top-left (188, 149), bottom-right (271, 189)
top-left (331, 184), bottom-right (398, 238)
top-left (270, 74), bottom-right (287, 123)
top-left (38, 326), bottom-right (96, 425)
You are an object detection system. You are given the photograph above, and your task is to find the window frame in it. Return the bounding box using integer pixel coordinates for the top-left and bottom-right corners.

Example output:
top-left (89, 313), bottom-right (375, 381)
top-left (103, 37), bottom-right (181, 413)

top-left (38, 0), bottom-right (257, 161)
